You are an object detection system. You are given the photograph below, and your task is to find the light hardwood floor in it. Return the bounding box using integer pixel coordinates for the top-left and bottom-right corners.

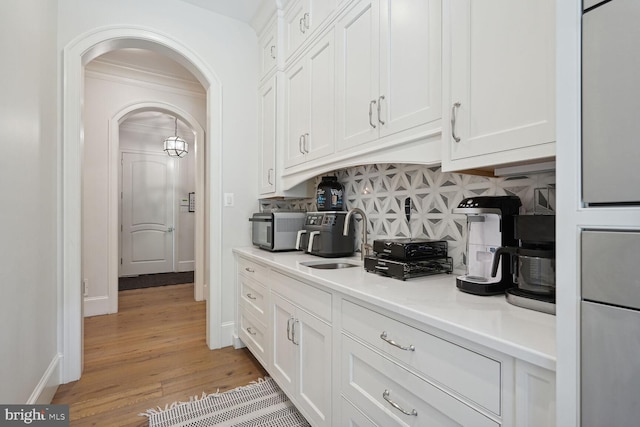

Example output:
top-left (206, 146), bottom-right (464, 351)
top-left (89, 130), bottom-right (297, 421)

top-left (52, 283), bottom-right (267, 426)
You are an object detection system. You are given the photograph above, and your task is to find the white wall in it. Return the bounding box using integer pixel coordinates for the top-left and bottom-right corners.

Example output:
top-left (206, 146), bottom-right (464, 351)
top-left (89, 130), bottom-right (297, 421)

top-left (59, 0), bottom-right (259, 339)
top-left (0, 0), bottom-right (60, 403)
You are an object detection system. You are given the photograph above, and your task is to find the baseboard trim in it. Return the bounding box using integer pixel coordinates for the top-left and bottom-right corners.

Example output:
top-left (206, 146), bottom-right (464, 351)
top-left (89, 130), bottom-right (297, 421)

top-left (84, 295), bottom-right (111, 317)
top-left (221, 321), bottom-right (235, 348)
top-left (27, 353), bottom-right (62, 404)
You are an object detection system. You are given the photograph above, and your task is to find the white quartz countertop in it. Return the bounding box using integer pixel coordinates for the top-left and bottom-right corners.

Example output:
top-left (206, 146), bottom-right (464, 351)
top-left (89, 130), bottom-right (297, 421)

top-left (233, 247), bottom-right (556, 371)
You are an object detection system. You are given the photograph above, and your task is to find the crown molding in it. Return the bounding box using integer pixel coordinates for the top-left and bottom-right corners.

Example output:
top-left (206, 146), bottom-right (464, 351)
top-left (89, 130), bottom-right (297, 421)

top-left (86, 59), bottom-right (205, 97)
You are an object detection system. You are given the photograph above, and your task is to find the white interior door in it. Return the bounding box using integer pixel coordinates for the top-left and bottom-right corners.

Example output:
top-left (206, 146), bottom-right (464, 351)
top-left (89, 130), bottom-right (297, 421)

top-left (120, 152), bottom-right (175, 276)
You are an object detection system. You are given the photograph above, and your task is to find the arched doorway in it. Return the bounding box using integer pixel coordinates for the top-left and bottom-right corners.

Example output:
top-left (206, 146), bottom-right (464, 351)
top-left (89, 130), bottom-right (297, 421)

top-left (109, 103), bottom-right (207, 311)
top-left (62, 27), bottom-right (224, 383)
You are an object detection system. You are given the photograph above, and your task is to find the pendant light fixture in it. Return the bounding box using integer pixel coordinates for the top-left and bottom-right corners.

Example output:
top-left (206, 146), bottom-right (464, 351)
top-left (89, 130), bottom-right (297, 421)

top-left (163, 116), bottom-right (188, 158)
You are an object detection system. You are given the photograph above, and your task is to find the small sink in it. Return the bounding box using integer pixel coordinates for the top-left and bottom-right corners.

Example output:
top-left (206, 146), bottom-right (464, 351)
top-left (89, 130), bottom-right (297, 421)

top-left (300, 261), bottom-right (359, 270)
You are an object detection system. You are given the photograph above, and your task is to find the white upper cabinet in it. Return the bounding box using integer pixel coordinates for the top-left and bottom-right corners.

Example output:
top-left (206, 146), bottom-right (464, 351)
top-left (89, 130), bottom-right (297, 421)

top-left (379, 0), bottom-right (442, 138)
top-left (442, 0), bottom-right (556, 172)
top-left (335, 0), bottom-right (380, 149)
top-left (284, 29), bottom-right (336, 169)
top-left (258, 19), bottom-right (278, 81)
top-left (335, 0), bottom-right (442, 152)
top-left (258, 77), bottom-right (277, 195)
top-left (283, 0), bottom-right (337, 62)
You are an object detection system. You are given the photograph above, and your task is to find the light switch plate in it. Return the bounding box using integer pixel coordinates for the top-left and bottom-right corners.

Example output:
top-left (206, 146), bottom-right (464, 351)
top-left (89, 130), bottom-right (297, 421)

top-left (224, 193), bottom-right (234, 207)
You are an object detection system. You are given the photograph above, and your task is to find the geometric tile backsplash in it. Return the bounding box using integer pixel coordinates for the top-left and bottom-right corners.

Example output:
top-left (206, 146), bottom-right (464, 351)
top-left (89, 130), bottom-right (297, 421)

top-left (260, 163), bottom-right (555, 273)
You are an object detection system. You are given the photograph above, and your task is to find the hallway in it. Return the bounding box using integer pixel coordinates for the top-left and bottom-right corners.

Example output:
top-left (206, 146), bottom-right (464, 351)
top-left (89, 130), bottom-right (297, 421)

top-left (52, 284), bottom-right (266, 426)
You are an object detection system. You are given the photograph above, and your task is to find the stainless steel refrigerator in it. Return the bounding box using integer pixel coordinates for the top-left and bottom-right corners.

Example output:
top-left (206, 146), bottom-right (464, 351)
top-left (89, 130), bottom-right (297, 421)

top-left (581, 1), bottom-right (640, 426)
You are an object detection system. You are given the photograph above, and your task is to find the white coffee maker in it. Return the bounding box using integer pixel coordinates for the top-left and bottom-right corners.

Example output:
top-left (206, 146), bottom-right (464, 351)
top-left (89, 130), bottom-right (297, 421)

top-left (453, 196), bottom-right (522, 295)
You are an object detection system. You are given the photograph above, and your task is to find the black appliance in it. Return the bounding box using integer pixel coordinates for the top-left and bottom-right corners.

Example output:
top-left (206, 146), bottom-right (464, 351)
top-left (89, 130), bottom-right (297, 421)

top-left (372, 238), bottom-right (448, 260)
top-left (364, 238), bottom-right (452, 280)
top-left (452, 196), bottom-right (522, 295)
top-left (295, 212), bottom-right (355, 258)
top-left (491, 214), bottom-right (556, 314)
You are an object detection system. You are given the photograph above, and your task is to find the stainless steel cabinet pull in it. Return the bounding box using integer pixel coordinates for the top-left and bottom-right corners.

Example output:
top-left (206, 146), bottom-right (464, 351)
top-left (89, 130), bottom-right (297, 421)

top-left (270, 45), bottom-right (276, 59)
top-left (246, 327), bottom-right (257, 336)
top-left (378, 95), bottom-right (385, 125)
top-left (303, 13), bottom-right (310, 30)
top-left (380, 331), bottom-right (415, 351)
top-left (451, 102), bottom-right (461, 142)
top-left (369, 100), bottom-right (377, 128)
top-left (246, 293), bottom-right (257, 300)
top-left (375, 265), bottom-right (389, 270)
top-left (299, 134), bottom-right (305, 154)
top-left (383, 390), bottom-right (418, 416)
top-left (267, 168), bottom-right (274, 185)
top-left (292, 319), bottom-right (300, 345)
top-left (245, 267), bottom-right (255, 273)
top-left (287, 317), bottom-right (294, 341)
top-left (299, 17), bottom-right (306, 34)
top-left (303, 133), bottom-right (309, 153)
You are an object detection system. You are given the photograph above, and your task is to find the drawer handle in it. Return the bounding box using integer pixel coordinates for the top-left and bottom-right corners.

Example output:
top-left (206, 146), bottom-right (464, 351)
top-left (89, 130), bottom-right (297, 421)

top-left (244, 267), bottom-right (255, 273)
top-left (246, 293), bottom-right (257, 300)
top-left (383, 390), bottom-right (418, 417)
top-left (246, 327), bottom-right (257, 336)
top-left (380, 331), bottom-right (415, 352)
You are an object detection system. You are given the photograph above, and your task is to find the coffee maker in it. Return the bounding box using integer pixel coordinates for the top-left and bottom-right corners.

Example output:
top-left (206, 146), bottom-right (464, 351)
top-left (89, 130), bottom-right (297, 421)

top-left (453, 196), bottom-right (522, 295)
top-left (491, 214), bottom-right (556, 314)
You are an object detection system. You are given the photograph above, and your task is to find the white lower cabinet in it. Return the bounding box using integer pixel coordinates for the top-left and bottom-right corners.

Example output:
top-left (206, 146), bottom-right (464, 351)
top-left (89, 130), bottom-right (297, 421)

top-left (234, 253), bottom-right (556, 427)
top-left (270, 287), bottom-right (332, 427)
top-left (515, 360), bottom-right (556, 427)
top-left (341, 335), bottom-right (499, 426)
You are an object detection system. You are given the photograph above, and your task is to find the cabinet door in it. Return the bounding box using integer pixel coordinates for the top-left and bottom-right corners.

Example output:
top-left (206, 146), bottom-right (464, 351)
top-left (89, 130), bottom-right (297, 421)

top-left (297, 309), bottom-right (332, 427)
top-left (335, 0), bottom-right (380, 151)
top-left (271, 293), bottom-right (297, 395)
top-left (259, 21), bottom-right (278, 80)
top-left (284, 0), bottom-right (308, 61)
top-left (378, 0), bottom-right (441, 138)
top-left (283, 58), bottom-right (309, 168)
top-left (446, 0), bottom-right (555, 163)
top-left (258, 77), bottom-right (277, 194)
top-left (305, 29), bottom-right (335, 163)
top-left (308, 0), bottom-right (335, 34)
top-left (515, 360), bottom-right (556, 427)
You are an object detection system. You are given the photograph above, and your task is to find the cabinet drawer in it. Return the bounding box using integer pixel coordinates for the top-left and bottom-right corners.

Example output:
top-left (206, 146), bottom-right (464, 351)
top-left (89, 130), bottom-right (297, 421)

top-left (237, 257), bottom-right (269, 283)
top-left (271, 270), bottom-right (332, 322)
top-left (341, 336), bottom-right (499, 427)
top-left (239, 274), bottom-right (267, 324)
top-left (340, 397), bottom-right (377, 427)
top-left (239, 310), bottom-right (267, 366)
top-left (342, 299), bottom-right (501, 415)
top-left (582, 230), bottom-right (640, 309)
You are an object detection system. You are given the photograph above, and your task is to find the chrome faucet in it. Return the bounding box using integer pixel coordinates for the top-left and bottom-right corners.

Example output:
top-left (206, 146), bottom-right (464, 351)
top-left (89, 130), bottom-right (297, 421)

top-left (343, 208), bottom-right (372, 260)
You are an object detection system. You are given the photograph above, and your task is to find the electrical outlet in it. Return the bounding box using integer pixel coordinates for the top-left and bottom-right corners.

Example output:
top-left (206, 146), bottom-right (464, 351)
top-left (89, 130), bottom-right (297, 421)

top-left (83, 279), bottom-right (89, 297)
